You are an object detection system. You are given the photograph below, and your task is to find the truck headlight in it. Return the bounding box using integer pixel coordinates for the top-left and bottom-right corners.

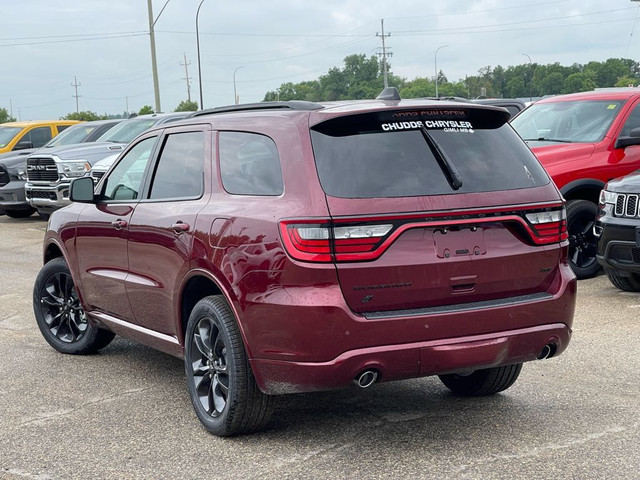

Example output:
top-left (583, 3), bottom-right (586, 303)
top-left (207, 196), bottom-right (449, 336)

top-left (599, 189), bottom-right (617, 205)
top-left (61, 161), bottom-right (91, 178)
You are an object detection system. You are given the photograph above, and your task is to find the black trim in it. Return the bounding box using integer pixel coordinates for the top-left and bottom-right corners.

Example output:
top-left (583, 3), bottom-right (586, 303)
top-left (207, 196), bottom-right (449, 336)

top-left (364, 292), bottom-right (553, 319)
top-left (188, 101), bottom-right (324, 118)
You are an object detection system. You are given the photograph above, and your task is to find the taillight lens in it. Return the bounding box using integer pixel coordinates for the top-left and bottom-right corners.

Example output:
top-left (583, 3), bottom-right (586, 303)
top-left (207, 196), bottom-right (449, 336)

top-left (525, 207), bottom-right (568, 244)
top-left (280, 221), bottom-right (393, 262)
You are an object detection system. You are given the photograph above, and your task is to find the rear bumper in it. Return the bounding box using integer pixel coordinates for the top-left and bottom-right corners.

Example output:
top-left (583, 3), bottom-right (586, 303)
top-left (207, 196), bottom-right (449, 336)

top-left (247, 261), bottom-right (576, 395)
top-left (251, 323), bottom-right (571, 394)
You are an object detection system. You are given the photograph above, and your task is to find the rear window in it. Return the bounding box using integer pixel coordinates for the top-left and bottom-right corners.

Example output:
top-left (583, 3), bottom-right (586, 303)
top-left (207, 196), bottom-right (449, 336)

top-left (310, 108), bottom-right (549, 198)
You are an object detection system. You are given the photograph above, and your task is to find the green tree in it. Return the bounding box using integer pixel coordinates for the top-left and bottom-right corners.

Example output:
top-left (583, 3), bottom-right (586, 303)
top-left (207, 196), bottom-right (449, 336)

top-left (63, 111), bottom-right (103, 121)
top-left (174, 100), bottom-right (199, 112)
top-left (0, 107), bottom-right (16, 123)
top-left (616, 76), bottom-right (638, 87)
top-left (562, 73), bottom-right (597, 94)
top-left (138, 105), bottom-right (154, 115)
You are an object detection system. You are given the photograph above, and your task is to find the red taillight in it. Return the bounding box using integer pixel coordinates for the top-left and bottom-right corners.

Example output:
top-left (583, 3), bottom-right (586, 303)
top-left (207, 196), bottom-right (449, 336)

top-left (524, 208), bottom-right (568, 244)
top-left (279, 220), bottom-right (393, 262)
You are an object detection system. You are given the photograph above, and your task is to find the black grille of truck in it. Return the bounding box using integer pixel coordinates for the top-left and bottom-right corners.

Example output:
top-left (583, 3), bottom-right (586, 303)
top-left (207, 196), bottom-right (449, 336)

top-left (26, 157), bottom-right (58, 182)
top-left (0, 166), bottom-right (9, 187)
top-left (614, 193), bottom-right (640, 218)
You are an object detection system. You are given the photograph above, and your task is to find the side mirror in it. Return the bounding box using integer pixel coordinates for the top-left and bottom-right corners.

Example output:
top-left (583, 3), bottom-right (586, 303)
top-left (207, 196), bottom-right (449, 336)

top-left (69, 177), bottom-right (96, 203)
top-left (615, 126), bottom-right (640, 149)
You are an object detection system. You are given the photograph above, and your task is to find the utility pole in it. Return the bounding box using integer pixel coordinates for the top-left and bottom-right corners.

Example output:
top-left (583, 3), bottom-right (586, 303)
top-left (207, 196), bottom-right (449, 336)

top-left (71, 76), bottom-right (81, 113)
top-left (376, 19), bottom-right (392, 88)
top-left (146, 0), bottom-right (171, 113)
top-left (9, 98), bottom-right (12, 118)
top-left (181, 53), bottom-right (192, 102)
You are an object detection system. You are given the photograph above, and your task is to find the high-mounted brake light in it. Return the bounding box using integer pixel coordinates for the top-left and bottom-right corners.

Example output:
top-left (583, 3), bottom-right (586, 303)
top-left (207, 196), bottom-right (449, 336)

top-left (524, 207), bottom-right (568, 244)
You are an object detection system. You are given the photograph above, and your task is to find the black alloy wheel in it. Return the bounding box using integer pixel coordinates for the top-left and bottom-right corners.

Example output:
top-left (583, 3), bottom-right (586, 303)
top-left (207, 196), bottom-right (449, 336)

top-left (185, 296), bottom-right (273, 436)
top-left (33, 257), bottom-right (115, 354)
top-left (566, 200), bottom-right (600, 279)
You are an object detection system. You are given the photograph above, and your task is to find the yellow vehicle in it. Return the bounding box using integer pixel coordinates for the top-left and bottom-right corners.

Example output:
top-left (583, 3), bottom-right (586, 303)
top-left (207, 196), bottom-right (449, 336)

top-left (0, 120), bottom-right (80, 154)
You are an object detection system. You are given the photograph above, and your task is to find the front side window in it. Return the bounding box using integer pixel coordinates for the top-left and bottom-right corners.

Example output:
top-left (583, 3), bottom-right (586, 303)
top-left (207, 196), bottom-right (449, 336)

top-left (26, 127), bottom-right (53, 148)
top-left (102, 137), bottom-right (157, 201)
top-left (219, 132), bottom-right (283, 196)
top-left (149, 132), bottom-right (204, 200)
top-left (512, 100), bottom-right (623, 143)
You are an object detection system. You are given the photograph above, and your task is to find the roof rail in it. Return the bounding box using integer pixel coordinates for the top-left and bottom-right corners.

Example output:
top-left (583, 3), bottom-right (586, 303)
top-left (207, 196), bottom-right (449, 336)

top-left (188, 101), bottom-right (324, 118)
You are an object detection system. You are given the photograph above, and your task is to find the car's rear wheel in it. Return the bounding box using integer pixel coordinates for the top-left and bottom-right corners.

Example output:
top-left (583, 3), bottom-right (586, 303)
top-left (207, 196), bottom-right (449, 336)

top-left (606, 270), bottom-right (640, 292)
top-left (566, 199), bottom-right (600, 279)
top-left (185, 295), bottom-right (274, 436)
top-left (438, 363), bottom-right (523, 396)
top-left (33, 257), bottom-right (115, 354)
top-left (5, 207), bottom-right (35, 218)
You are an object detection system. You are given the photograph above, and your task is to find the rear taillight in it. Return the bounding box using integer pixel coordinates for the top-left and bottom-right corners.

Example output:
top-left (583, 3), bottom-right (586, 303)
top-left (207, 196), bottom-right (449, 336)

top-left (280, 220), bottom-right (393, 262)
top-left (524, 207), bottom-right (568, 244)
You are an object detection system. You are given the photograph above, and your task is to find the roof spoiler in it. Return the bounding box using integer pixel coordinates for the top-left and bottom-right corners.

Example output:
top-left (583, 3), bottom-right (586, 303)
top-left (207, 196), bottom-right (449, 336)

top-left (376, 87), bottom-right (401, 101)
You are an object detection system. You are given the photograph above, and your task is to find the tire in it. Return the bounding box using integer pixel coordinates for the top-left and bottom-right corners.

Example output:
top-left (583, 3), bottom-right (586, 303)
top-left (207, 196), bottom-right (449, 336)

top-left (438, 363), bottom-right (523, 396)
top-left (606, 270), bottom-right (640, 292)
top-left (5, 208), bottom-right (35, 218)
top-left (33, 257), bottom-right (115, 355)
top-left (566, 199), bottom-right (600, 279)
top-left (184, 295), bottom-right (274, 436)
top-left (38, 211), bottom-right (50, 220)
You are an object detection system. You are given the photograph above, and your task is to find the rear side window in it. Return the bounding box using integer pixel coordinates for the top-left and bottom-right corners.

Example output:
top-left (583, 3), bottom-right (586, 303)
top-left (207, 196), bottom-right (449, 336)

top-left (149, 132), bottom-right (204, 200)
top-left (219, 132), bottom-right (283, 196)
top-left (310, 108), bottom-right (549, 198)
top-left (25, 127), bottom-right (53, 148)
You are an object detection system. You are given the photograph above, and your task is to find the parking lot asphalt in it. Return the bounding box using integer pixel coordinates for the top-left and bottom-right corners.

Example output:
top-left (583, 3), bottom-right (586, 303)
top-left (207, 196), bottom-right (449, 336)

top-left (0, 214), bottom-right (638, 480)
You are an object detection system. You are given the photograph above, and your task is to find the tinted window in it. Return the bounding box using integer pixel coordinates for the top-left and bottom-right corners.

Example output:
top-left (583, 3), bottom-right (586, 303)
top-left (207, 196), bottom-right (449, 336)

top-left (310, 109), bottom-right (549, 198)
top-left (98, 117), bottom-right (160, 144)
top-left (46, 124), bottom-right (94, 147)
top-left (219, 132), bottom-right (283, 196)
top-left (512, 100), bottom-right (623, 143)
top-left (102, 137), bottom-right (156, 201)
top-left (57, 125), bottom-right (72, 132)
top-left (149, 132), bottom-right (204, 200)
top-left (26, 127), bottom-right (53, 148)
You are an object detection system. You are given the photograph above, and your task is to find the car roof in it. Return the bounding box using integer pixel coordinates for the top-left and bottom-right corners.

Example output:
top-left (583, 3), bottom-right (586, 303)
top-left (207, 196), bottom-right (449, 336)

top-left (535, 88), bottom-right (640, 104)
top-left (0, 120), bottom-right (80, 127)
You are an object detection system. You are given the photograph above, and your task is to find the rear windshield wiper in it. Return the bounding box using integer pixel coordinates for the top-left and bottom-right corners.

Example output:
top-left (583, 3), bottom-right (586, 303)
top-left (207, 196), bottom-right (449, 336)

top-left (523, 137), bottom-right (573, 143)
top-left (420, 126), bottom-right (463, 190)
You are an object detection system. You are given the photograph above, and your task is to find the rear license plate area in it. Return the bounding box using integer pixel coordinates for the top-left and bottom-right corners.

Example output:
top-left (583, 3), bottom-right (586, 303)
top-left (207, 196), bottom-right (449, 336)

top-left (433, 227), bottom-right (486, 259)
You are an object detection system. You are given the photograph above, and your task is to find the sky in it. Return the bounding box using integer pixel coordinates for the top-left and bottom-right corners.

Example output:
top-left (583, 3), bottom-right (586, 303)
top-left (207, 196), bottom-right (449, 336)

top-left (2, 0), bottom-right (640, 120)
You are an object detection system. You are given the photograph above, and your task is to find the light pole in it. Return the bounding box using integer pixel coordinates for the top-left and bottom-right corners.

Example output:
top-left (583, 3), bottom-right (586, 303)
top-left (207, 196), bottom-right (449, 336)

top-left (435, 45), bottom-right (448, 98)
top-left (523, 53), bottom-right (533, 102)
top-left (233, 66), bottom-right (244, 105)
top-left (196, 0), bottom-right (205, 110)
top-left (146, 0), bottom-right (171, 113)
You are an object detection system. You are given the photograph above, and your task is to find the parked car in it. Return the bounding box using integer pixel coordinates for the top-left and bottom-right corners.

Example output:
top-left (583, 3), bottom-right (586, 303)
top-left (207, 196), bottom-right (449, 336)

top-left (0, 120), bottom-right (121, 218)
top-left (0, 120), bottom-right (80, 154)
top-left (34, 93), bottom-right (575, 436)
top-left (24, 112), bottom-right (188, 217)
top-left (473, 98), bottom-right (526, 118)
top-left (511, 88), bottom-right (640, 279)
top-left (595, 170), bottom-right (640, 290)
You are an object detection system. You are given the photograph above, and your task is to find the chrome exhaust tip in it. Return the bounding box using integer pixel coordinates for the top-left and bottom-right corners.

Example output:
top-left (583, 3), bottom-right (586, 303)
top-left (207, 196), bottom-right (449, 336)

top-left (354, 370), bottom-right (378, 388)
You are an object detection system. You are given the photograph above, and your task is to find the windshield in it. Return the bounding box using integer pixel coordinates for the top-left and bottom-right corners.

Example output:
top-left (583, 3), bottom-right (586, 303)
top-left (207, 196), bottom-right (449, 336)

top-left (511, 100), bottom-right (624, 143)
top-left (0, 127), bottom-right (22, 148)
top-left (310, 108), bottom-right (549, 198)
top-left (97, 118), bottom-right (159, 144)
top-left (45, 123), bottom-right (93, 147)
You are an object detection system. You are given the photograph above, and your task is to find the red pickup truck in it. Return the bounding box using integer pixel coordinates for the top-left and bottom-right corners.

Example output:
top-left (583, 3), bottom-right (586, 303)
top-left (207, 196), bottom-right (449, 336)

top-left (511, 88), bottom-right (640, 278)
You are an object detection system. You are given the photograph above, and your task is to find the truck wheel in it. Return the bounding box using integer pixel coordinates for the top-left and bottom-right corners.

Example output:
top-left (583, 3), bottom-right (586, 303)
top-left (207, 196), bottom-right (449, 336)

top-left (439, 364), bottom-right (522, 396)
top-left (566, 199), bottom-right (600, 279)
top-left (606, 270), bottom-right (640, 292)
top-left (5, 208), bottom-right (35, 218)
top-left (184, 295), bottom-right (274, 436)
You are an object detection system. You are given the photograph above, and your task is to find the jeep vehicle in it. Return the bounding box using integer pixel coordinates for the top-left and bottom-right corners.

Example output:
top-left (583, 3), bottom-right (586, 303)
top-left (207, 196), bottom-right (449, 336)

top-left (595, 170), bottom-right (640, 290)
top-left (33, 94), bottom-right (576, 436)
top-left (511, 88), bottom-right (640, 279)
top-left (0, 119), bottom-right (121, 218)
top-left (24, 113), bottom-right (187, 216)
top-left (0, 120), bottom-right (79, 154)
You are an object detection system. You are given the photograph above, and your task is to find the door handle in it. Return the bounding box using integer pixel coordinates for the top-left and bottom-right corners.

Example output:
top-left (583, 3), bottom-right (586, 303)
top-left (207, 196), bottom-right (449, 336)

top-left (172, 222), bottom-right (190, 234)
top-left (111, 219), bottom-right (127, 230)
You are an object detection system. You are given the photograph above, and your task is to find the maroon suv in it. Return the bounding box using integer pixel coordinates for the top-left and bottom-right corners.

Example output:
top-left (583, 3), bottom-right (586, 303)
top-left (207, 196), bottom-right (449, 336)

top-left (33, 94), bottom-right (576, 436)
